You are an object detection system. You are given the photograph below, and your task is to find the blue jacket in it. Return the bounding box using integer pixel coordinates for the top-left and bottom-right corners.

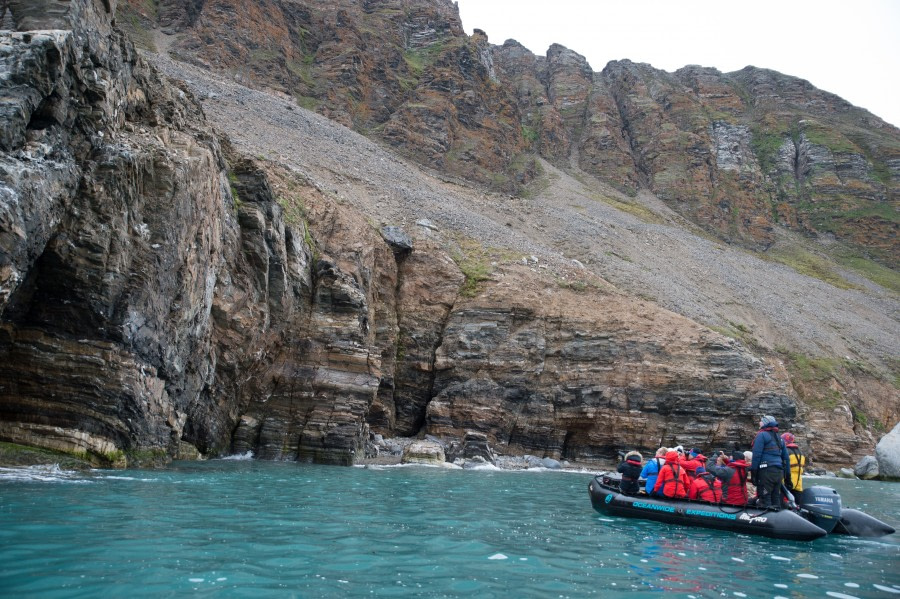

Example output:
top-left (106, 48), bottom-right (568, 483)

top-left (751, 429), bottom-right (790, 474)
top-left (639, 457), bottom-right (664, 494)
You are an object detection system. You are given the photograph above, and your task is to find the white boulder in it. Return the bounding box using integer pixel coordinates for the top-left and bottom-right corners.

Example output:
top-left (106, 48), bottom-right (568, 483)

top-left (875, 421), bottom-right (900, 480)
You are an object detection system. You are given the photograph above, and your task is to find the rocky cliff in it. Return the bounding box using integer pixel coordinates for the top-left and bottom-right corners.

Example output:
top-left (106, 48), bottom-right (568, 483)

top-left (0, 0), bottom-right (897, 468)
top-left (121, 0), bottom-right (898, 270)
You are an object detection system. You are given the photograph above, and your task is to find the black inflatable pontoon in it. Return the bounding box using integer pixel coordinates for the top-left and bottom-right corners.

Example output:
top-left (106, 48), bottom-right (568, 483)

top-left (588, 474), bottom-right (895, 541)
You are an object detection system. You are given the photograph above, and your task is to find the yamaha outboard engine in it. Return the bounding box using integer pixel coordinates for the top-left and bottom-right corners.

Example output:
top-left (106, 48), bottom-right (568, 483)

top-left (798, 486), bottom-right (842, 533)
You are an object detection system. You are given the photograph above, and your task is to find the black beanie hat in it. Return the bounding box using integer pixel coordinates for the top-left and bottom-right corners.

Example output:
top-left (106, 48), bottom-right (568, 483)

top-left (732, 450), bottom-right (745, 462)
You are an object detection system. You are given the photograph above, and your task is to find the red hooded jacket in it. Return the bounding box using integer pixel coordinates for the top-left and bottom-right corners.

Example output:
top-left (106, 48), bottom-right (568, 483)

top-left (688, 473), bottom-right (723, 502)
top-left (653, 451), bottom-right (690, 498)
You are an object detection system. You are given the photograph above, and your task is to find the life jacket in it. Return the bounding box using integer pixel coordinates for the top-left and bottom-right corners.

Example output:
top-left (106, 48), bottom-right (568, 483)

top-left (688, 473), bottom-right (722, 502)
top-left (785, 445), bottom-right (806, 492)
top-left (654, 462), bottom-right (689, 499)
top-left (721, 459), bottom-right (749, 505)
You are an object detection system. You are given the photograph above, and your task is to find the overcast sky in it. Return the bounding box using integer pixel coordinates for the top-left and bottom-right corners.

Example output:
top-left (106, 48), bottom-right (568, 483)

top-left (455, 0), bottom-right (900, 128)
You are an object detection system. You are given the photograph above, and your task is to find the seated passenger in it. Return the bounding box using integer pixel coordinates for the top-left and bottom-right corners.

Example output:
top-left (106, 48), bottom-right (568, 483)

top-left (680, 448), bottom-right (707, 479)
top-left (652, 450), bottom-right (690, 499)
top-left (688, 471), bottom-right (723, 502)
top-left (709, 450), bottom-right (749, 506)
top-left (640, 447), bottom-right (667, 496)
top-left (616, 451), bottom-right (643, 495)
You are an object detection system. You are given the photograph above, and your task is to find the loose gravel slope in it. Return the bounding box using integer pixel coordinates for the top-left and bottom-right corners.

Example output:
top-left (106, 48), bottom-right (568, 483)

top-left (150, 55), bottom-right (899, 376)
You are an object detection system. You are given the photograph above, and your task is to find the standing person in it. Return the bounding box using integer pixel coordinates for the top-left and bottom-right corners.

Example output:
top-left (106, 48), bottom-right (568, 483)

top-left (617, 451), bottom-right (643, 495)
top-left (781, 432), bottom-right (807, 492)
top-left (709, 451), bottom-right (749, 506)
top-left (653, 450), bottom-right (690, 499)
top-left (743, 450), bottom-right (757, 500)
top-left (751, 415), bottom-right (790, 509)
top-left (640, 448), bottom-right (667, 496)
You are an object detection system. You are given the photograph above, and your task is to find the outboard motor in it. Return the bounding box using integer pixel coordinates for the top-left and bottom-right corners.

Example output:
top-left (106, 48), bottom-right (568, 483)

top-left (798, 486), bottom-right (842, 533)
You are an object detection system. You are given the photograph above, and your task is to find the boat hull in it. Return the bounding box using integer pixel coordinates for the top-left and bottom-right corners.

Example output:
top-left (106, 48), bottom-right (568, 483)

top-left (831, 508), bottom-right (896, 537)
top-left (589, 475), bottom-right (827, 541)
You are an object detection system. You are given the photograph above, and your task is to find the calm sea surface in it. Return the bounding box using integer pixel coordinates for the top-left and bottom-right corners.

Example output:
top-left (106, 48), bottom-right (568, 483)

top-left (0, 459), bottom-right (897, 598)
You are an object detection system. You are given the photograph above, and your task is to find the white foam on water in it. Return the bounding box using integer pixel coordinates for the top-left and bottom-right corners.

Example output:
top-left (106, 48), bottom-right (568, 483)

top-left (0, 464), bottom-right (90, 483)
top-left (698, 567), bottom-right (707, 571)
top-left (465, 463), bottom-right (502, 471)
top-left (797, 573), bottom-right (819, 579)
top-left (826, 592), bottom-right (860, 599)
top-left (844, 583), bottom-right (859, 588)
top-left (189, 578), bottom-right (204, 583)
top-left (830, 553), bottom-right (843, 558)
top-left (519, 558), bottom-right (528, 561)
top-left (770, 555), bottom-right (791, 562)
top-left (775, 596), bottom-right (790, 599)
top-left (488, 553), bottom-right (507, 560)
top-left (216, 578), bottom-right (227, 582)
top-left (731, 557), bottom-right (745, 563)
top-left (678, 552), bottom-right (686, 556)
top-left (734, 592), bottom-right (747, 597)
top-left (873, 585), bottom-right (900, 594)
top-left (774, 584), bottom-right (788, 589)
top-left (597, 518), bottom-right (615, 522)
top-left (220, 451), bottom-right (254, 461)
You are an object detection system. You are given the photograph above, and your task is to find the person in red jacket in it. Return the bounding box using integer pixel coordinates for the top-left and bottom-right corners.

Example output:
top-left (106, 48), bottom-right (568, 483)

top-left (653, 450), bottom-right (690, 498)
top-left (688, 471), bottom-right (723, 502)
top-left (680, 449), bottom-right (707, 479)
top-left (709, 450), bottom-right (749, 506)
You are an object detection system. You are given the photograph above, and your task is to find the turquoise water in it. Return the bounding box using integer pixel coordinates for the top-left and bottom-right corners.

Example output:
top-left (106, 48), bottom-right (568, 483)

top-left (0, 460), bottom-right (898, 598)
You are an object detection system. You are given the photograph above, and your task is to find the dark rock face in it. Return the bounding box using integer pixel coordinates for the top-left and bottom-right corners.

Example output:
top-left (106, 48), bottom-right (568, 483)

top-left (0, 0), bottom-right (389, 466)
top-left (0, 0), bottom-right (228, 462)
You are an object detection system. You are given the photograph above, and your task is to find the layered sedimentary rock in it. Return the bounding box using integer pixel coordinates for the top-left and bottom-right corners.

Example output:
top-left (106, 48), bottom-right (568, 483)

top-left (0, 0), bottom-right (896, 470)
top-left (0, 0), bottom-right (387, 466)
top-left (425, 265), bottom-right (795, 460)
top-left (0, 0), bottom-right (228, 463)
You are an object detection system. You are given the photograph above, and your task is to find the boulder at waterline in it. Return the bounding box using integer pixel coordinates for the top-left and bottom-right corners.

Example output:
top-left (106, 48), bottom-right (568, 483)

top-left (875, 422), bottom-right (900, 481)
top-left (401, 440), bottom-right (447, 466)
top-left (837, 468), bottom-right (857, 479)
top-left (853, 455), bottom-right (879, 480)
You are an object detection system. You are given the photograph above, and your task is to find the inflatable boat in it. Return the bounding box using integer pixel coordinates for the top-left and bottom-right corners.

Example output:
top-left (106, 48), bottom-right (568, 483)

top-left (588, 473), bottom-right (895, 541)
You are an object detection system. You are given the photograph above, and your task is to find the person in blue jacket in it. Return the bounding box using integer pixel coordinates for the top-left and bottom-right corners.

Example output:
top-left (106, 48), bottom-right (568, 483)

top-left (639, 447), bottom-right (667, 496)
top-left (751, 415), bottom-right (790, 509)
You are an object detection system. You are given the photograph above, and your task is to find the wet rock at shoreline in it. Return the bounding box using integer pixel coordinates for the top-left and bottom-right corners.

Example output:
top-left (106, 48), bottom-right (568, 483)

top-left (853, 455), bottom-right (879, 480)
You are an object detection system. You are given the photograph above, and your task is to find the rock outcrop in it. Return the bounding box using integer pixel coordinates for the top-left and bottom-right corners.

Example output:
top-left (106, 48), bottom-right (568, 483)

top-left (425, 265), bottom-right (795, 460)
top-left (498, 54), bottom-right (899, 265)
top-left (875, 422), bottom-right (900, 481)
top-left (853, 455), bottom-right (879, 480)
